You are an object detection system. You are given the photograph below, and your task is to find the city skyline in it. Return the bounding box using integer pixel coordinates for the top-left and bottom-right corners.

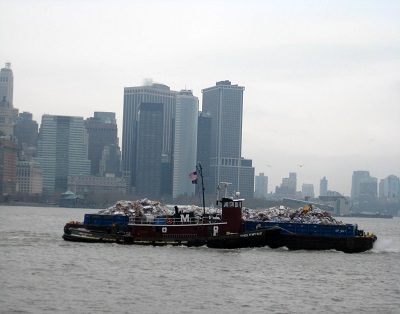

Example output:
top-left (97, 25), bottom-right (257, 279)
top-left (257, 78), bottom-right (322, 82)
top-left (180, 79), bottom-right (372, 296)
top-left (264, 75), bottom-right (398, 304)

top-left (1, 1), bottom-right (399, 195)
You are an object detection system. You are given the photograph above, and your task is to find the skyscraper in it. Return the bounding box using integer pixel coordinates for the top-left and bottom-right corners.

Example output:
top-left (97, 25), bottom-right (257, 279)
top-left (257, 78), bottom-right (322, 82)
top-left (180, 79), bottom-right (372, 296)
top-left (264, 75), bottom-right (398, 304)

top-left (255, 173), bottom-right (268, 199)
top-left (14, 111), bottom-right (38, 160)
top-left (0, 63), bottom-right (14, 136)
top-left (135, 103), bottom-right (164, 198)
top-left (84, 113), bottom-right (118, 175)
top-left (320, 177), bottom-right (328, 197)
top-left (196, 112), bottom-right (212, 192)
top-left (201, 80), bottom-right (254, 198)
top-left (172, 90), bottom-right (198, 199)
top-left (36, 115), bottom-right (91, 195)
top-left (122, 83), bottom-right (177, 187)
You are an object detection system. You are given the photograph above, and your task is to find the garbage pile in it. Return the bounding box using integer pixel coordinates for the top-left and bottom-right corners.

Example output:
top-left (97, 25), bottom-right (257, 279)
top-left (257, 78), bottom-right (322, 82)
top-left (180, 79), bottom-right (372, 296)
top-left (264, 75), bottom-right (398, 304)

top-left (243, 205), bottom-right (344, 225)
top-left (97, 199), bottom-right (221, 219)
top-left (97, 200), bottom-right (342, 225)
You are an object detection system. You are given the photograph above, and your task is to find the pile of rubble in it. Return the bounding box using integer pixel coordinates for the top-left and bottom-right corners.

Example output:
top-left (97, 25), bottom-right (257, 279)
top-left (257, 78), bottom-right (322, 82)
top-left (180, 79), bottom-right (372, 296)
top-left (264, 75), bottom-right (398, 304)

top-left (97, 199), bottom-right (221, 219)
top-left (243, 205), bottom-right (343, 225)
top-left (98, 200), bottom-right (342, 225)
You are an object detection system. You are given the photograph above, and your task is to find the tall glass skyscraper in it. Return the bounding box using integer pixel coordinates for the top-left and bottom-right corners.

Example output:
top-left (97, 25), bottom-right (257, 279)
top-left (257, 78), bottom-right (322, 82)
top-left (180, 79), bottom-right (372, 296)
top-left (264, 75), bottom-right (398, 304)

top-left (0, 63), bottom-right (14, 136)
top-left (135, 103), bottom-right (164, 198)
top-left (201, 80), bottom-right (254, 198)
top-left (122, 83), bottom-right (177, 187)
top-left (36, 115), bottom-right (91, 195)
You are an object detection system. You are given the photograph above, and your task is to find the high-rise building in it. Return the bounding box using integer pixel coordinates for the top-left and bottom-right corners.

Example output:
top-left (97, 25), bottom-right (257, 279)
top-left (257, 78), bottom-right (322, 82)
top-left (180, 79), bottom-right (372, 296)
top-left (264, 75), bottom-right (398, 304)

top-left (36, 115), bottom-right (91, 195)
top-left (351, 171), bottom-right (372, 200)
top-left (379, 175), bottom-right (400, 203)
top-left (255, 172), bottom-right (268, 199)
top-left (135, 103), bottom-right (164, 198)
top-left (99, 144), bottom-right (122, 177)
top-left (275, 172), bottom-right (297, 195)
top-left (302, 183), bottom-right (314, 199)
top-left (196, 112), bottom-right (212, 193)
top-left (320, 177), bottom-right (328, 197)
top-left (0, 63), bottom-right (14, 136)
top-left (84, 113), bottom-right (118, 175)
top-left (0, 137), bottom-right (18, 196)
top-left (201, 80), bottom-right (254, 198)
top-left (14, 111), bottom-right (38, 159)
top-left (94, 112), bottom-right (116, 124)
top-left (172, 90), bottom-right (198, 199)
top-left (122, 83), bottom-right (177, 187)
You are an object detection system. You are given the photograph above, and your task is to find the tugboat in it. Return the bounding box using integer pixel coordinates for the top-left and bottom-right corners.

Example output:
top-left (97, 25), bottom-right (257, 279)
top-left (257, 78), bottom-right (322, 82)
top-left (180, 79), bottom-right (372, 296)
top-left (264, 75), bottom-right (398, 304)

top-left (63, 164), bottom-right (279, 248)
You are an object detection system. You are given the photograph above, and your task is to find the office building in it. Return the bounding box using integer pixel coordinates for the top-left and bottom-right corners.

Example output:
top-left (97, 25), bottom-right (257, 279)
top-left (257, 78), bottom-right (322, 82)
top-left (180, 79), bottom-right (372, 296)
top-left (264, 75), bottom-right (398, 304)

top-left (201, 80), bottom-right (254, 198)
top-left (196, 112), bottom-right (212, 193)
top-left (14, 111), bottom-right (38, 159)
top-left (276, 172), bottom-right (297, 195)
top-left (84, 113), bottom-right (119, 175)
top-left (16, 160), bottom-right (43, 195)
top-left (99, 144), bottom-right (122, 177)
top-left (135, 103), bottom-right (164, 198)
top-left (302, 183), bottom-right (314, 199)
top-left (122, 83), bottom-right (177, 187)
top-left (379, 175), bottom-right (400, 204)
top-left (36, 115), bottom-right (91, 195)
top-left (0, 63), bottom-right (14, 136)
top-left (0, 137), bottom-right (18, 196)
top-left (255, 173), bottom-right (268, 199)
top-left (172, 90), bottom-right (198, 199)
top-left (320, 177), bottom-right (328, 197)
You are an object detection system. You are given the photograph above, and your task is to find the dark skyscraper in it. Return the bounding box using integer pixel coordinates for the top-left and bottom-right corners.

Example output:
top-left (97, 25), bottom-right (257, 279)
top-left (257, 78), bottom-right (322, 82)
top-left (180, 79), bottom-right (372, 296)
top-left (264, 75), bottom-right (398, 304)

top-left (14, 112), bottom-right (38, 159)
top-left (201, 80), bottom-right (254, 198)
top-left (122, 83), bottom-right (177, 188)
top-left (135, 103), bottom-right (164, 198)
top-left (84, 113), bottom-right (118, 175)
top-left (196, 112), bottom-right (212, 193)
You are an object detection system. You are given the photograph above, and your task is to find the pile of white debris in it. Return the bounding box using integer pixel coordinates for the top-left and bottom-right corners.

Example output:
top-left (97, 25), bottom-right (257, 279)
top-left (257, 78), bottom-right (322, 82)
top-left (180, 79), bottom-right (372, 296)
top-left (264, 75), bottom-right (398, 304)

top-left (243, 205), bottom-right (344, 225)
top-left (97, 200), bottom-right (342, 225)
top-left (97, 199), bottom-right (221, 218)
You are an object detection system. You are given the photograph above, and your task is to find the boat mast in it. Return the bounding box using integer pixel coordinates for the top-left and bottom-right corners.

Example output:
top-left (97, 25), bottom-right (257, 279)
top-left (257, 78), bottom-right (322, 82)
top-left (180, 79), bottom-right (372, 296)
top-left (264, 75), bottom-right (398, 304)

top-left (197, 163), bottom-right (206, 216)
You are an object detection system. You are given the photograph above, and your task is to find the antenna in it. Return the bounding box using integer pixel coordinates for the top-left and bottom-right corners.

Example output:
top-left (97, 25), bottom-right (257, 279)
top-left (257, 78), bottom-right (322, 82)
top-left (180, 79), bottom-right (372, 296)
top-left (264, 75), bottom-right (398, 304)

top-left (220, 182), bottom-right (232, 198)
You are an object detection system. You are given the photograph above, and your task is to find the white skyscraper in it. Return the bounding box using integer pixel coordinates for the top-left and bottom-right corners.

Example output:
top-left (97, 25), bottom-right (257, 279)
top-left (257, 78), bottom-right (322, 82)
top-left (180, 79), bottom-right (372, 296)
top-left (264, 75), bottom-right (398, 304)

top-left (172, 90), bottom-right (199, 199)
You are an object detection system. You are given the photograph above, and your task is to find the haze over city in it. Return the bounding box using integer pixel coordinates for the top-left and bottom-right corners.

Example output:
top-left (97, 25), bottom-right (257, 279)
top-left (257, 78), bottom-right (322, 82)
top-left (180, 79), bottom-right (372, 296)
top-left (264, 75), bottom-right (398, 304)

top-left (1, 0), bottom-right (399, 196)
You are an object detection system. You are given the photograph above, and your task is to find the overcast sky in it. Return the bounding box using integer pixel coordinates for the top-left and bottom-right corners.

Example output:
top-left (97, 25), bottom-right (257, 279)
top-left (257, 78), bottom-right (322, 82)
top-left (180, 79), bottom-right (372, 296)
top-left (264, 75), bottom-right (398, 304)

top-left (1, 0), bottom-right (399, 196)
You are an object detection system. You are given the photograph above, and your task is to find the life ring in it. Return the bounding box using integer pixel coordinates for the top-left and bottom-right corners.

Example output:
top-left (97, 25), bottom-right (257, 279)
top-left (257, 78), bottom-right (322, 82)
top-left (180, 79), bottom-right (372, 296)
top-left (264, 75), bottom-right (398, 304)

top-left (166, 218), bottom-right (173, 225)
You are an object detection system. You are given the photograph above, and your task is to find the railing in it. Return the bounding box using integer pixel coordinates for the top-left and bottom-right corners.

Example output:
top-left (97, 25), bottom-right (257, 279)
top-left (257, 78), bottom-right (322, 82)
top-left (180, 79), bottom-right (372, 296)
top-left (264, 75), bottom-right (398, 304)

top-left (128, 215), bottom-right (222, 225)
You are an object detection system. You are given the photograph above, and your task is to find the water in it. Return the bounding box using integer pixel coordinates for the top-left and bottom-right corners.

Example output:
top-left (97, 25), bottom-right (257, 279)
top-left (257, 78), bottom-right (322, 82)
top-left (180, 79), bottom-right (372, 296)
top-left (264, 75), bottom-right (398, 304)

top-left (0, 206), bottom-right (399, 314)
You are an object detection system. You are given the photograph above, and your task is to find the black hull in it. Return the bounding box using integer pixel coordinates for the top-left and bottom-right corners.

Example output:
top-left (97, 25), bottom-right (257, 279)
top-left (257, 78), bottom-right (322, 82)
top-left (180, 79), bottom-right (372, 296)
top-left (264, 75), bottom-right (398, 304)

top-left (268, 234), bottom-right (376, 253)
top-left (207, 228), bottom-right (280, 249)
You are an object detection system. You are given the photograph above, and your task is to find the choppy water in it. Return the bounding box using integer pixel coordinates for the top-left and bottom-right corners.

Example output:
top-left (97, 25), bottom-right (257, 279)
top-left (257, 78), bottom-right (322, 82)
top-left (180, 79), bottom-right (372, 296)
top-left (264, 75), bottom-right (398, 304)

top-left (0, 205), bottom-right (399, 314)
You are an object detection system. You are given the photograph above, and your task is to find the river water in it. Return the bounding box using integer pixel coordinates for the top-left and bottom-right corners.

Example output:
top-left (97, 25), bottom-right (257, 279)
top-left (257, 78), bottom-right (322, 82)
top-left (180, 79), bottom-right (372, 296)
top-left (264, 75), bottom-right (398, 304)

top-left (0, 205), bottom-right (399, 314)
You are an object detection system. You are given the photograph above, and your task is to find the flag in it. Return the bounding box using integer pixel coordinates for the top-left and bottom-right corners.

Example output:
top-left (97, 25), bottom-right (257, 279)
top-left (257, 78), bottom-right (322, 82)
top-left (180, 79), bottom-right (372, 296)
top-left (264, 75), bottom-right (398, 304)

top-left (189, 171), bottom-right (197, 180)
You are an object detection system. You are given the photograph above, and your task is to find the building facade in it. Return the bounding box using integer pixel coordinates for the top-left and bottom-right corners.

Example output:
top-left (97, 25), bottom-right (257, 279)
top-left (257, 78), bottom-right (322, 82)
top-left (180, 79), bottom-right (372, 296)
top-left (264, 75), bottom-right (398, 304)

top-left (135, 103), bottom-right (164, 198)
top-left (320, 176), bottom-right (328, 197)
top-left (172, 90), bottom-right (198, 199)
top-left (201, 80), bottom-right (254, 198)
top-left (14, 111), bottom-right (38, 160)
top-left (0, 63), bottom-right (14, 137)
top-left (302, 183), bottom-right (315, 199)
top-left (255, 172), bottom-right (268, 199)
top-left (36, 115), bottom-right (91, 196)
top-left (122, 83), bottom-right (177, 187)
top-left (16, 160), bottom-right (43, 195)
top-left (84, 113), bottom-right (119, 175)
top-left (0, 137), bottom-right (18, 196)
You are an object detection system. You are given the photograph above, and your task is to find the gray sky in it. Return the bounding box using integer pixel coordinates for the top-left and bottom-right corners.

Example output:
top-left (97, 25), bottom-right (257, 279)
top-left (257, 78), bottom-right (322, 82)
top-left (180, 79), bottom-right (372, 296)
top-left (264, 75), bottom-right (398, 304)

top-left (1, 0), bottom-right (399, 196)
